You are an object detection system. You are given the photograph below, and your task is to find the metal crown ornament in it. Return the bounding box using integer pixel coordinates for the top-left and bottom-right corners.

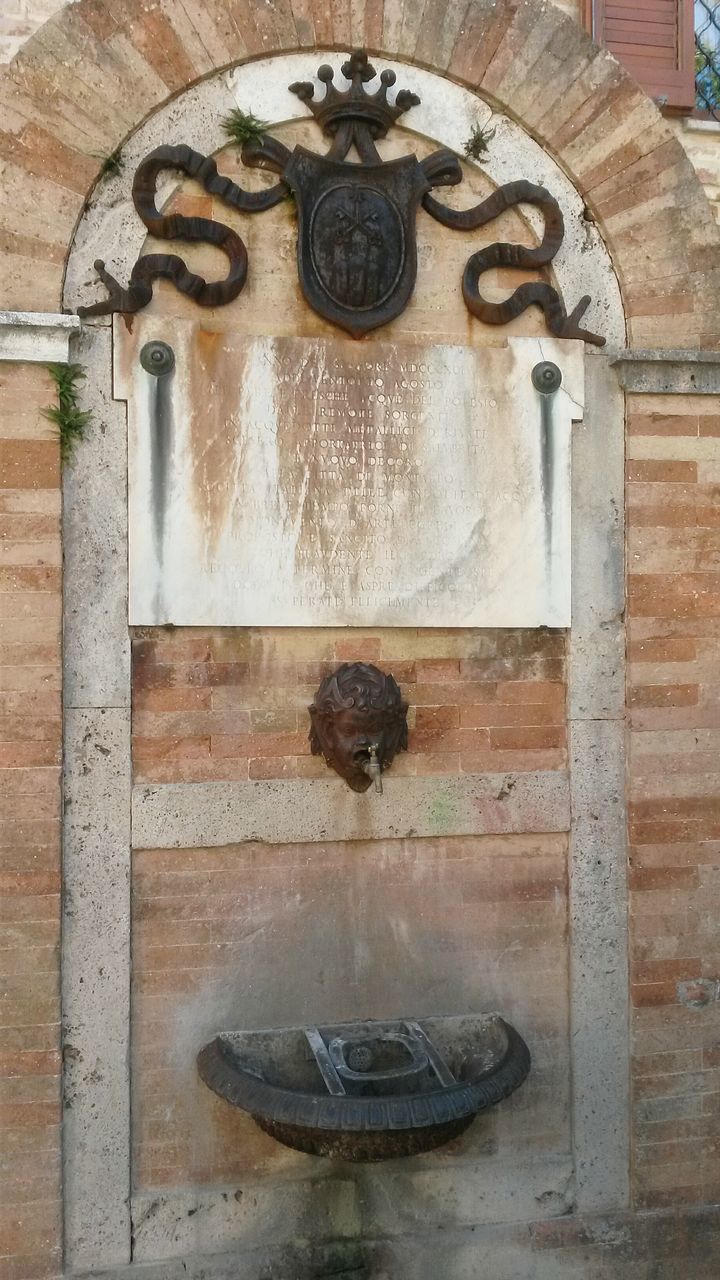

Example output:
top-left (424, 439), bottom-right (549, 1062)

top-left (289, 50), bottom-right (420, 139)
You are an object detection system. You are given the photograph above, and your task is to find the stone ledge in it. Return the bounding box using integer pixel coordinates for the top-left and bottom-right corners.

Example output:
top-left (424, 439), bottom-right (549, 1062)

top-left (71, 1203), bottom-right (720, 1280)
top-left (130, 1155), bottom-right (574, 1263)
top-left (609, 348), bottom-right (720, 394)
top-left (131, 772), bottom-right (570, 848)
top-left (0, 310), bottom-right (80, 362)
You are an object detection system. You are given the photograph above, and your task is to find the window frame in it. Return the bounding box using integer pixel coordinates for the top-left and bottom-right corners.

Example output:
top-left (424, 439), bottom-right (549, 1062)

top-left (582, 0), bottom-right (698, 114)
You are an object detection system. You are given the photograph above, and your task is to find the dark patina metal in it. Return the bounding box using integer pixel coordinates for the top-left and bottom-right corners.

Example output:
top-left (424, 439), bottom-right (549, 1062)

top-left (423, 179), bottom-right (603, 344)
top-left (283, 52), bottom-right (427, 336)
top-left (139, 340), bottom-right (175, 376)
top-left (197, 1014), bottom-right (531, 1161)
top-left (531, 361), bottom-right (563, 394)
top-left (532, 360), bottom-right (563, 549)
top-left (308, 662), bottom-right (408, 793)
top-left (77, 141), bottom-right (289, 318)
top-left (78, 50), bottom-right (604, 345)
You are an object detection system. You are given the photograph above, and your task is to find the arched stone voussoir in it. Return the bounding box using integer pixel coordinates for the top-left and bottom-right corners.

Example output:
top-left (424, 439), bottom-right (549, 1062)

top-left (0, 0), bottom-right (718, 345)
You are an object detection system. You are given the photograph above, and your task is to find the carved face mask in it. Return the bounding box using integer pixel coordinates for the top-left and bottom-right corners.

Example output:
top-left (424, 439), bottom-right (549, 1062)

top-left (308, 662), bottom-right (408, 792)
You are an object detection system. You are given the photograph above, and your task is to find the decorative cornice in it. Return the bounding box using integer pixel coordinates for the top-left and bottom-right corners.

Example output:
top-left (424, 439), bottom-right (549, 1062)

top-left (0, 311), bottom-right (80, 363)
top-left (609, 348), bottom-right (720, 394)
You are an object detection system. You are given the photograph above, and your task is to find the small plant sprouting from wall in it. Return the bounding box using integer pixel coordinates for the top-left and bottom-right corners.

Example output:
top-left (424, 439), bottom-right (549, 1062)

top-left (94, 148), bottom-right (124, 179)
top-left (43, 363), bottom-right (91, 463)
top-left (463, 122), bottom-right (496, 163)
top-left (220, 109), bottom-right (269, 147)
top-left (220, 108), bottom-right (295, 207)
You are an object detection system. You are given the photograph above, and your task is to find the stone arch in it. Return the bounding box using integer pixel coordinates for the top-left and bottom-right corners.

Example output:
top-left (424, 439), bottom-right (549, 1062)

top-left (0, 0), bottom-right (718, 347)
top-left (63, 55), bottom-right (626, 348)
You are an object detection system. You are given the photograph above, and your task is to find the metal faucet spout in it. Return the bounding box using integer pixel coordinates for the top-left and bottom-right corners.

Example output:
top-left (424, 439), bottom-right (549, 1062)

top-left (362, 744), bottom-right (383, 794)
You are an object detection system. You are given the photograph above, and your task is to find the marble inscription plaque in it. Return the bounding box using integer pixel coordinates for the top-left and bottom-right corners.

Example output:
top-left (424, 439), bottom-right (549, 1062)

top-left (115, 319), bottom-right (584, 627)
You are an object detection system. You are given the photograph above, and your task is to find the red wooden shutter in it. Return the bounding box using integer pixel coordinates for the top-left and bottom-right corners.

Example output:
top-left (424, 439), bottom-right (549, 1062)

top-left (584, 0), bottom-right (696, 110)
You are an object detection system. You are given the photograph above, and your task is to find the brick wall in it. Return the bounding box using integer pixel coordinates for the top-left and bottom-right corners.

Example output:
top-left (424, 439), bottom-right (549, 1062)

top-left (627, 392), bottom-right (720, 1209)
top-left (2, 0), bottom-right (719, 234)
top-left (0, 362), bottom-right (62, 1278)
top-left (132, 628), bottom-right (566, 784)
top-left (132, 832), bottom-right (570, 1189)
top-left (0, 0), bottom-right (718, 1271)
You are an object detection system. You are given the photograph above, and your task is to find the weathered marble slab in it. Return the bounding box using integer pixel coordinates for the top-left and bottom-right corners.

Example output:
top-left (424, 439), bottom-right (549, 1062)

top-left (114, 320), bottom-right (583, 627)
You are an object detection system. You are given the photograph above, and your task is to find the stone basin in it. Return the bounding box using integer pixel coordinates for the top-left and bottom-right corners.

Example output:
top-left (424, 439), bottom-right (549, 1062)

top-left (197, 1013), bottom-right (530, 1161)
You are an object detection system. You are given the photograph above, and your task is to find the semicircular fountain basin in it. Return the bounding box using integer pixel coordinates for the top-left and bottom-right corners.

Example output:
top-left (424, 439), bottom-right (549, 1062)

top-left (197, 1013), bottom-right (530, 1161)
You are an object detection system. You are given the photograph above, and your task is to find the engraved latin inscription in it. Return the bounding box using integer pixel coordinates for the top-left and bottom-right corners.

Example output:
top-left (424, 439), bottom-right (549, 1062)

top-left (120, 323), bottom-right (580, 627)
top-left (270, 344), bottom-right (499, 613)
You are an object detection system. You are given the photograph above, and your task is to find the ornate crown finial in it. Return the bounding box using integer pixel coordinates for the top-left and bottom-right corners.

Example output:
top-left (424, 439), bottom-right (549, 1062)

top-left (289, 50), bottom-right (420, 138)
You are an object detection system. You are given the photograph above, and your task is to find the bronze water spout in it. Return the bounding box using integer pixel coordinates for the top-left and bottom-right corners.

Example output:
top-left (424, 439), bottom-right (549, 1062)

top-left (361, 743), bottom-right (383, 794)
top-left (308, 662), bottom-right (408, 792)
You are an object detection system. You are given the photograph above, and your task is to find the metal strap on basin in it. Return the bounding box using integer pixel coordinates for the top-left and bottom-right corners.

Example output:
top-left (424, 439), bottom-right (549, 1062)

top-left (305, 1026), bottom-right (347, 1096)
top-left (404, 1021), bottom-right (456, 1088)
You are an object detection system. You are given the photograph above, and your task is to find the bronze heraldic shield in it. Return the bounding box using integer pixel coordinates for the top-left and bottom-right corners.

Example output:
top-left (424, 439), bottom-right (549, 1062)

top-left (78, 50), bottom-right (604, 347)
top-left (284, 148), bottom-right (430, 336)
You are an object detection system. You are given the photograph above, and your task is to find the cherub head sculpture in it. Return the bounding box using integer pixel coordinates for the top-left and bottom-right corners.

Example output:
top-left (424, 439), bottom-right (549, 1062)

top-left (308, 662), bottom-right (409, 792)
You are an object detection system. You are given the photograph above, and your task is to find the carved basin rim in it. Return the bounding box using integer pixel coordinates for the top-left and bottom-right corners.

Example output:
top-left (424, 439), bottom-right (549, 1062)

top-left (196, 1013), bottom-right (530, 1135)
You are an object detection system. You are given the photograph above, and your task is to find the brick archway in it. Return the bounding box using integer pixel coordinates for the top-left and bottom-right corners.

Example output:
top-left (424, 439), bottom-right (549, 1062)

top-left (0, 0), bottom-right (719, 347)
